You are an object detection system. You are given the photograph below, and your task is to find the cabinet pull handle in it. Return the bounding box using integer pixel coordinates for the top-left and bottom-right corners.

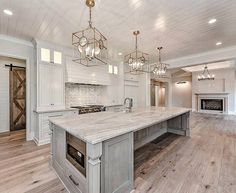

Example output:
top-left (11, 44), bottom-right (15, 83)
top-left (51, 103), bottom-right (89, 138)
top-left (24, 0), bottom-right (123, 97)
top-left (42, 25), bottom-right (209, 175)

top-left (69, 175), bottom-right (79, 186)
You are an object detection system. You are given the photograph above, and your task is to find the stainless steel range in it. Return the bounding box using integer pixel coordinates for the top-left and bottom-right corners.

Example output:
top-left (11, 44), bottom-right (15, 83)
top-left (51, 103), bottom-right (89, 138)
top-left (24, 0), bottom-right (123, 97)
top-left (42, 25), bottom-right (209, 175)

top-left (71, 105), bottom-right (106, 114)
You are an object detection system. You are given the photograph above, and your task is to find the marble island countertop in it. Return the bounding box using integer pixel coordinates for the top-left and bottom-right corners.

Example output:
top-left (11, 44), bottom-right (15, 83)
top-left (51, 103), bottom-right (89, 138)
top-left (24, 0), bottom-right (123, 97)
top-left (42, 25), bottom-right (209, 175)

top-left (49, 107), bottom-right (191, 144)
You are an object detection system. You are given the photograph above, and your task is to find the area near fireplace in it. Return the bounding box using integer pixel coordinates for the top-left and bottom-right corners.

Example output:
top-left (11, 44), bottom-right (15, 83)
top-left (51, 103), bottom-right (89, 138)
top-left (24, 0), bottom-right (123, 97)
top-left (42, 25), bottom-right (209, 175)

top-left (195, 93), bottom-right (229, 114)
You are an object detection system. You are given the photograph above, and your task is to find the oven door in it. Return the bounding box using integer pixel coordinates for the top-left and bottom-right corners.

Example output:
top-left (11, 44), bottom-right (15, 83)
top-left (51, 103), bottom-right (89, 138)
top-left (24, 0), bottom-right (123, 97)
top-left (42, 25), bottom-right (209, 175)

top-left (66, 133), bottom-right (86, 177)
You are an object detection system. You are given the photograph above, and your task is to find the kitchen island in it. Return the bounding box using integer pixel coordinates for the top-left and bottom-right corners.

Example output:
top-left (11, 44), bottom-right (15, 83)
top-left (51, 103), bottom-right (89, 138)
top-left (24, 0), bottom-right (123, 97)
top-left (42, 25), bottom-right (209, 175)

top-left (49, 107), bottom-right (191, 193)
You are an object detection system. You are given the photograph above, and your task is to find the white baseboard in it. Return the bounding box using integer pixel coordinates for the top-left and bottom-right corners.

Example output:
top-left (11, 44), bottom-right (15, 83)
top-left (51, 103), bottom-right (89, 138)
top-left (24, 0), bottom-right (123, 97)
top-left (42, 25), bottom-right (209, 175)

top-left (27, 132), bottom-right (34, 141)
top-left (33, 137), bottom-right (50, 146)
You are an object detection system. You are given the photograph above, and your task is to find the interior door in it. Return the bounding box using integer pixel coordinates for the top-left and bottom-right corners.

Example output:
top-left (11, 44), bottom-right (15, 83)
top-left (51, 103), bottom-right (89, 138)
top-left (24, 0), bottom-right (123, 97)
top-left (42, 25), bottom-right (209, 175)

top-left (10, 67), bottom-right (26, 131)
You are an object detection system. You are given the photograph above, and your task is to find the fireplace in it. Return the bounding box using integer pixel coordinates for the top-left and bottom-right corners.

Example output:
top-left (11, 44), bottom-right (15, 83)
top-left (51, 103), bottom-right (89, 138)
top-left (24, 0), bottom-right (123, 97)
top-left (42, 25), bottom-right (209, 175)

top-left (195, 93), bottom-right (229, 114)
top-left (201, 99), bottom-right (223, 111)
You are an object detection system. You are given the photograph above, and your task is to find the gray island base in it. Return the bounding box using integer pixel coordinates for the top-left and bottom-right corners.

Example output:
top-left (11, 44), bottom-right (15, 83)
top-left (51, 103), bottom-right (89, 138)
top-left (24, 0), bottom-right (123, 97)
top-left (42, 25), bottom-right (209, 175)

top-left (49, 107), bottom-right (191, 193)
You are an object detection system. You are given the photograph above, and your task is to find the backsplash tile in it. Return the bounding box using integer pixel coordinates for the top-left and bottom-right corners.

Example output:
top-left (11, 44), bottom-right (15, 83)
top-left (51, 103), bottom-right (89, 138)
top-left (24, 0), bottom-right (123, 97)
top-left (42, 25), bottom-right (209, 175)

top-left (66, 83), bottom-right (105, 107)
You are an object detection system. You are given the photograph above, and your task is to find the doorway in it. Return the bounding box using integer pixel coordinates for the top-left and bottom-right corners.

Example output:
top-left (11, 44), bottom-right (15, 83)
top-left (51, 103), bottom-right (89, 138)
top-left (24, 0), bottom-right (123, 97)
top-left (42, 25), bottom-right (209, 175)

top-left (10, 66), bottom-right (26, 131)
top-left (151, 79), bottom-right (168, 107)
top-left (0, 56), bottom-right (26, 137)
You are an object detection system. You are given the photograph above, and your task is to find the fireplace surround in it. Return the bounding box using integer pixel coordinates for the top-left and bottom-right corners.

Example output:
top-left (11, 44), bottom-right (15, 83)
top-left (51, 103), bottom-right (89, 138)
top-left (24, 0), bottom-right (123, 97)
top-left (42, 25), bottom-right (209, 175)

top-left (195, 93), bottom-right (229, 114)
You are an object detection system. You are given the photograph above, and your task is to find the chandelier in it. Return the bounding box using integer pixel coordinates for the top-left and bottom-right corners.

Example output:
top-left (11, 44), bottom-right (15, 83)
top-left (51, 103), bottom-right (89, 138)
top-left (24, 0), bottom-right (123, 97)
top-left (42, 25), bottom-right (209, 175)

top-left (124, 31), bottom-right (149, 74)
top-left (72, 0), bottom-right (108, 67)
top-left (197, 65), bottom-right (215, 81)
top-left (152, 47), bottom-right (169, 76)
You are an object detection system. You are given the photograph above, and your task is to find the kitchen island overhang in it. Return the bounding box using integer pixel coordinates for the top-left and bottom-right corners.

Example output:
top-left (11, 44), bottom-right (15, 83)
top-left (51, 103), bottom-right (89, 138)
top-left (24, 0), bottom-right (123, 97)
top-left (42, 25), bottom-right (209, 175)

top-left (50, 107), bottom-right (191, 193)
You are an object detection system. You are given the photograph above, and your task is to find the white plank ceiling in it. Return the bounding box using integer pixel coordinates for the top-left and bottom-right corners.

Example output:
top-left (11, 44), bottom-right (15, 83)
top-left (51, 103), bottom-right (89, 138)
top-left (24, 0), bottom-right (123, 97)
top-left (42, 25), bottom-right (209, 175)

top-left (1, 0), bottom-right (236, 61)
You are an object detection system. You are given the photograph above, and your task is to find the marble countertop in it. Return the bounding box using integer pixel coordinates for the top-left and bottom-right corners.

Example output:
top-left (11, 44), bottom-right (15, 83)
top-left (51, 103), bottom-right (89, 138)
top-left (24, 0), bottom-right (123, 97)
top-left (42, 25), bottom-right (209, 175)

top-left (49, 107), bottom-right (191, 144)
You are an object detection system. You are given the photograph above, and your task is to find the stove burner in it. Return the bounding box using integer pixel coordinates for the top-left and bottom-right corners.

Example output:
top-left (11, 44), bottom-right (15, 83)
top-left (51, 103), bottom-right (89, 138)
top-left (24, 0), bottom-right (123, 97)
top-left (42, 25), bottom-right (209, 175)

top-left (71, 105), bottom-right (105, 114)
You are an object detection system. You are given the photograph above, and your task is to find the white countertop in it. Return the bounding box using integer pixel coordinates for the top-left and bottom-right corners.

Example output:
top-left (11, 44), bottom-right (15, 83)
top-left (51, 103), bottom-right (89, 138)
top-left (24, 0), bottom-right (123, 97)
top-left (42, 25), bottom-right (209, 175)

top-left (49, 107), bottom-right (191, 144)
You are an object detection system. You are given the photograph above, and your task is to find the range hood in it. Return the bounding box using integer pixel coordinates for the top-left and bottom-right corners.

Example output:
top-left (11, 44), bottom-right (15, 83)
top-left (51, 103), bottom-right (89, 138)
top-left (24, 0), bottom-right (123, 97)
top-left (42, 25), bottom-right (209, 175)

top-left (65, 56), bottom-right (111, 85)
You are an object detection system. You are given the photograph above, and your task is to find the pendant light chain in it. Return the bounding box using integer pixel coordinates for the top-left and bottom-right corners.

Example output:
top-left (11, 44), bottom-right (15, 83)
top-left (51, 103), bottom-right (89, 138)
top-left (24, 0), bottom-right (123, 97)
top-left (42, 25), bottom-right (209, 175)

top-left (89, 7), bottom-right (92, 27)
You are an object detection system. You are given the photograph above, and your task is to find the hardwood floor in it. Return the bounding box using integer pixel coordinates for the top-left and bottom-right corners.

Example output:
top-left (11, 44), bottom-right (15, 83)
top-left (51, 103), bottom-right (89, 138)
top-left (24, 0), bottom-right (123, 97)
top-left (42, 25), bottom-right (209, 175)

top-left (0, 113), bottom-right (235, 193)
top-left (0, 130), bottom-right (66, 193)
top-left (134, 113), bottom-right (236, 193)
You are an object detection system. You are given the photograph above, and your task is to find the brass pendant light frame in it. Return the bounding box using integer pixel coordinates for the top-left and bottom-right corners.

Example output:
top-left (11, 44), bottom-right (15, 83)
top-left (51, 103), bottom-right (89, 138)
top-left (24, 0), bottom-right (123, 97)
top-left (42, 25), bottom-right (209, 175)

top-left (152, 47), bottom-right (169, 77)
top-left (124, 30), bottom-right (149, 75)
top-left (72, 0), bottom-right (108, 67)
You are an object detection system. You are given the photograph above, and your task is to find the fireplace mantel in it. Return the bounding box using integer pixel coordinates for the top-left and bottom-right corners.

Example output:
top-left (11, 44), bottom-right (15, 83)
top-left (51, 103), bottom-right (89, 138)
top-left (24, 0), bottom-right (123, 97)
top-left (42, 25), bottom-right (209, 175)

top-left (195, 93), bottom-right (229, 95)
top-left (195, 93), bottom-right (229, 114)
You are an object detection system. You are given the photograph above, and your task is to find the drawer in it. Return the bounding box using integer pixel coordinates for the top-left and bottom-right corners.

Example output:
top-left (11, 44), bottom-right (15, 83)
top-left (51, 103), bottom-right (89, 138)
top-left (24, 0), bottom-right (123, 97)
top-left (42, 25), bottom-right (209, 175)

top-left (65, 161), bottom-right (87, 193)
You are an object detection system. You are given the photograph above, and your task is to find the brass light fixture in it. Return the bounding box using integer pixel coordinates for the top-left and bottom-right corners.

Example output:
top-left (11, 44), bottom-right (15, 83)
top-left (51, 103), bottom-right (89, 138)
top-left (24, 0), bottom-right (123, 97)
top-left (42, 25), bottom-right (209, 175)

top-left (197, 65), bottom-right (215, 81)
top-left (72, 0), bottom-right (108, 67)
top-left (124, 31), bottom-right (149, 75)
top-left (153, 47), bottom-right (169, 77)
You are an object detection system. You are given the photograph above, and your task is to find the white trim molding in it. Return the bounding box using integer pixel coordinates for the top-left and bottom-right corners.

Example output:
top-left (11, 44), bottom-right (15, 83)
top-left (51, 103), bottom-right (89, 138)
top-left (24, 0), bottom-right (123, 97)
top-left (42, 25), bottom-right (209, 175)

top-left (0, 34), bottom-right (33, 47)
top-left (165, 45), bottom-right (236, 68)
top-left (195, 93), bottom-right (229, 114)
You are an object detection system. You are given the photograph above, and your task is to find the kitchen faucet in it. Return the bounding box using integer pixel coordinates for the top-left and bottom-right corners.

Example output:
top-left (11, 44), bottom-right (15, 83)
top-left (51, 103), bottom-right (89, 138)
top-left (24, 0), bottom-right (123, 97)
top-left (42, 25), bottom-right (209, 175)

top-left (124, 98), bottom-right (133, 113)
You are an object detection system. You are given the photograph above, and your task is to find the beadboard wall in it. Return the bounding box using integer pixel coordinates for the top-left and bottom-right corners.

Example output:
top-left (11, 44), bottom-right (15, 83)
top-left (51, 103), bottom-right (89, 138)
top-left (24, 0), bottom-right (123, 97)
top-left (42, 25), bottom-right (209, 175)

top-left (65, 83), bottom-right (106, 107)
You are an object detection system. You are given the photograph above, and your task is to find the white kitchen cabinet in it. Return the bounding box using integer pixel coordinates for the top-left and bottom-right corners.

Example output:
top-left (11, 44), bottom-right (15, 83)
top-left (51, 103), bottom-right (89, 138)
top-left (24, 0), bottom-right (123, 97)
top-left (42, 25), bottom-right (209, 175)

top-left (34, 110), bottom-right (78, 146)
top-left (34, 40), bottom-right (65, 111)
top-left (38, 63), bottom-right (64, 109)
top-left (124, 73), bottom-right (139, 82)
top-left (40, 47), bottom-right (62, 65)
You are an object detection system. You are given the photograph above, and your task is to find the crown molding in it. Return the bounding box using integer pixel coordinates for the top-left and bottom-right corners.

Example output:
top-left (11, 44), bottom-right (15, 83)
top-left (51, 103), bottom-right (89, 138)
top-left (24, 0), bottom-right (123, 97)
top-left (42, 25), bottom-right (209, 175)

top-left (0, 34), bottom-right (33, 47)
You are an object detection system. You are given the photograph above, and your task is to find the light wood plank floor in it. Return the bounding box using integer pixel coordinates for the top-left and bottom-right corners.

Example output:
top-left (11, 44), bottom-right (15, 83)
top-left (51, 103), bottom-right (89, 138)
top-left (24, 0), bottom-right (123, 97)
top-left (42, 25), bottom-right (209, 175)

top-left (0, 113), bottom-right (236, 193)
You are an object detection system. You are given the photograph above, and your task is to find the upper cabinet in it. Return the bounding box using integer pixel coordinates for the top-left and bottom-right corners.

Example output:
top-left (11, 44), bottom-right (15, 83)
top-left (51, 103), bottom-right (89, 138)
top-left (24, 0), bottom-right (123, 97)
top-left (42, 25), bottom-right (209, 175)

top-left (34, 40), bottom-right (65, 111)
top-left (40, 48), bottom-right (62, 65)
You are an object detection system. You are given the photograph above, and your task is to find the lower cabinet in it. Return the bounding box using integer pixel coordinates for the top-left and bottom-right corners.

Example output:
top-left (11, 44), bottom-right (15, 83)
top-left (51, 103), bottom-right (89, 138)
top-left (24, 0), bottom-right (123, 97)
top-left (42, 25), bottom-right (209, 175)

top-left (101, 133), bottom-right (134, 193)
top-left (34, 110), bottom-right (78, 146)
top-left (51, 126), bottom-right (87, 193)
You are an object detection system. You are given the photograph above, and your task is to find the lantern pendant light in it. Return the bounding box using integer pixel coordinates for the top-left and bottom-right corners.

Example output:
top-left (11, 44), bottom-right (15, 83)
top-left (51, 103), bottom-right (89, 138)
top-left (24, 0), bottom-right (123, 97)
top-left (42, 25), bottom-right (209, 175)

top-left (124, 30), bottom-right (149, 75)
top-left (153, 47), bottom-right (169, 77)
top-left (72, 0), bottom-right (108, 67)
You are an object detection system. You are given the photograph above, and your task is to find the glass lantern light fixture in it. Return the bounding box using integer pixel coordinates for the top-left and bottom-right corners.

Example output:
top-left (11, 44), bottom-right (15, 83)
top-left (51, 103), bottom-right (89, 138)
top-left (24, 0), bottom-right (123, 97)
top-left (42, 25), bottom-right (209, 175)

top-left (72, 0), bottom-right (108, 67)
top-left (152, 47), bottom-right (169, 77)
top-left (124, 31), bottom-right (149, 75)
top-left (197, 65), bottom-right (215, 81)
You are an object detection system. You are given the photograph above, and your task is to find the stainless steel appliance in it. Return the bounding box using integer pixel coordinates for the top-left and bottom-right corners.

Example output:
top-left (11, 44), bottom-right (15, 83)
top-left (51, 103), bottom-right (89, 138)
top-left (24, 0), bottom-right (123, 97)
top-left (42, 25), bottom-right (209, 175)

top-left (71, 105), bottom-right (106, 114)
top-left (66, 132), bottom-right (86, 177)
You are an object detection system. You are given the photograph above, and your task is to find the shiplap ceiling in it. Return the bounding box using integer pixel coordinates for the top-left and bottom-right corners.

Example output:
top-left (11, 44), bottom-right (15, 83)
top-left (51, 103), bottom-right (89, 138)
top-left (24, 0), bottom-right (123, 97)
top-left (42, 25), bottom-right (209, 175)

top-left (1, 0), bottom-right (236, 61)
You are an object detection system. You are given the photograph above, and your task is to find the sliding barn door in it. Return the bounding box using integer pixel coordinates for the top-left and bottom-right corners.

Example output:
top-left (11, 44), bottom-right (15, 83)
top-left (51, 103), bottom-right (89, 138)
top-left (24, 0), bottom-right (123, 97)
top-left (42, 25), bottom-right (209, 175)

top-left (10, 68), bottom-right (26, 131)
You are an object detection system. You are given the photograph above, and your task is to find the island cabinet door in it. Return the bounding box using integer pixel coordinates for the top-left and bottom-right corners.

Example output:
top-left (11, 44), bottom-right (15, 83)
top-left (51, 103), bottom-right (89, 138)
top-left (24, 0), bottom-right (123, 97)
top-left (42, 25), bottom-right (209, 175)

top-left (52, 126), bottom-right (66, 168)
top-left (101, 132), bottom-right (134, 193)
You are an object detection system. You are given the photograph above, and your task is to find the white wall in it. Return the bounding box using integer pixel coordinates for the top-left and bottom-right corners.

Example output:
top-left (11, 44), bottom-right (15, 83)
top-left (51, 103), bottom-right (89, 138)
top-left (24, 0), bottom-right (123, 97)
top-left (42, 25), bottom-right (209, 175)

top-left (172, 76), bottom-right (192, 108)
top-left (0, 56), bottom-right (26, 133)
top-left (0, 36), bottom-right (35, 139)
top-left (192, 68), bottom-right (236, 113)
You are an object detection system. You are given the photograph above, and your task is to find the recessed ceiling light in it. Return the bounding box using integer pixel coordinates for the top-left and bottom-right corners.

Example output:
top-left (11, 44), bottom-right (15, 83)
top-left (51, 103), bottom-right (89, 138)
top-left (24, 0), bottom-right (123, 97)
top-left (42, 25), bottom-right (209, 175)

top-left (216, 42), bottom-right (222, 46)
top-left (3, 9), bottom-right (13, 16)
top-left (208, 18), bottom-right (217, 24)
top-left (118, 52), bottom-right (122, 56)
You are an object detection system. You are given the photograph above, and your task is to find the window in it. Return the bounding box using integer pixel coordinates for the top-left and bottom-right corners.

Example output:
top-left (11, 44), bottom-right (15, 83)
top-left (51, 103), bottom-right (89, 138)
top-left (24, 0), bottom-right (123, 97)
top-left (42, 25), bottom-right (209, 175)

top-left (54, 51), bottom-right (62, 64)
top-left (41, 48), bottom-right (50, 62)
